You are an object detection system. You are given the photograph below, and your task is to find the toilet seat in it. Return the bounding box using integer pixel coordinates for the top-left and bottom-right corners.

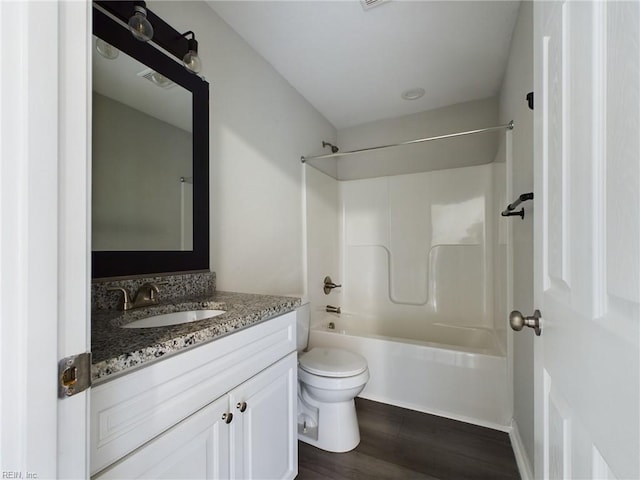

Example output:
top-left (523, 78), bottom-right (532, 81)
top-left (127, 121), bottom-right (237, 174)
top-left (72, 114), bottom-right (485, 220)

top-left (299, 347), bottom-right (367, 378)
top-left (298, 365), bottom-right (369, 391)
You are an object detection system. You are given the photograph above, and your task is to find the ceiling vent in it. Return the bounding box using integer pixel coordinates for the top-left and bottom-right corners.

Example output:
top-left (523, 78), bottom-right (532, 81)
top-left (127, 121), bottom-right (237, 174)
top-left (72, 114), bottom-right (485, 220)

top-left (360, 0), bottom-right (390, 10)
top-left (137, 68), bottom-right (176, 89)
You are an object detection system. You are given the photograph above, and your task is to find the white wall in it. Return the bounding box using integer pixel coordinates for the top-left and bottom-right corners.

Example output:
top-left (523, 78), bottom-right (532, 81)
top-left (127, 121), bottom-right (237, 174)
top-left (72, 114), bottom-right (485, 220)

top-left (499, 0), bottom-right (534, 471)
top-left (150, 1), bottom-right (336, 296)
top-left (336, 97), bottom-right (499, 180)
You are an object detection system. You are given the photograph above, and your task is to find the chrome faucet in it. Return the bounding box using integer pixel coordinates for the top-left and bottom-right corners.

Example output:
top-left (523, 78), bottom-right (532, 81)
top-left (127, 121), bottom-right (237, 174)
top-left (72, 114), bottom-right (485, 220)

top-left (107, 282), bottom-right (167, 311)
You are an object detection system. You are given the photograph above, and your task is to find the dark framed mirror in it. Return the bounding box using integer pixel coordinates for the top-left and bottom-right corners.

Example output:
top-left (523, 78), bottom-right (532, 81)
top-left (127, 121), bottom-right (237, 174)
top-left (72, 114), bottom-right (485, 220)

top-left (92, 5), bottom-right (209, 278)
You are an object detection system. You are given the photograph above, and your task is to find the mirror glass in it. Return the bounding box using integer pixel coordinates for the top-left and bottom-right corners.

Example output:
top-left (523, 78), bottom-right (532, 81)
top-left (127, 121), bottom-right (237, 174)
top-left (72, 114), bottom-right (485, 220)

top-left (92, 35), bottom-right (193, 251)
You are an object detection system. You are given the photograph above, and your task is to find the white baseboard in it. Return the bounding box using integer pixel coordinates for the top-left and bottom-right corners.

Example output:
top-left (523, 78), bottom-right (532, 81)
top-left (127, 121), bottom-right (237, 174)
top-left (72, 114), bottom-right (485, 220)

top-left (509, 419), bottom-right (534, 480)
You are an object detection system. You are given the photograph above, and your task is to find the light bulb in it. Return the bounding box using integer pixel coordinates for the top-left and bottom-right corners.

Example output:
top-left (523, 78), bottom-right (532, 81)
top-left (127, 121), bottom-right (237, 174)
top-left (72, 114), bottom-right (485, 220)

top-left (128, 4), bottom-right (153, 42)
top-left (96, 38), bottom-right (119, 60)
top-left (149, 72), bottom-right (174, 89)
top-left (182, 36), bottom-right (202, 74)
top-left (183, 50), bottom-right (202, 73)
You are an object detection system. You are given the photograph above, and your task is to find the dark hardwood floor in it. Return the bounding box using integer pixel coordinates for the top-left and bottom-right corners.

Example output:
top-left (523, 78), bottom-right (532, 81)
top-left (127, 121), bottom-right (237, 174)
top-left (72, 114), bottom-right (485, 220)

top-left (297, 398), bottom-right (520, 480)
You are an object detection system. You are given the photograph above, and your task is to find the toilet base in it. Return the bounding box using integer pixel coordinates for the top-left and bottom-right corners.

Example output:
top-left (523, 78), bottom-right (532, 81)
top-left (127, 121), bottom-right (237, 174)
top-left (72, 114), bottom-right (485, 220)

top-left (298, 390), bottom-right (361, 453)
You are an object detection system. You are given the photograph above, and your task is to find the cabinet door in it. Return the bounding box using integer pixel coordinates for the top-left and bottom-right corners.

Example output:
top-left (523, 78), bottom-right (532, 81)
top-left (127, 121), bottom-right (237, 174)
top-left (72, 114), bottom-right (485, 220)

top-left (93, 396), bottom-right (231, 480)
top-left (230, 352), bottom-right (297, 480)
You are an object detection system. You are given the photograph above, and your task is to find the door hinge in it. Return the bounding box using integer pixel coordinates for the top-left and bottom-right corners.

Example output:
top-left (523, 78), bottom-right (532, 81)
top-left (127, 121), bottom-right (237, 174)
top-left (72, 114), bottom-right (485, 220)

top-left (58, 352), bottom-right (92, 398)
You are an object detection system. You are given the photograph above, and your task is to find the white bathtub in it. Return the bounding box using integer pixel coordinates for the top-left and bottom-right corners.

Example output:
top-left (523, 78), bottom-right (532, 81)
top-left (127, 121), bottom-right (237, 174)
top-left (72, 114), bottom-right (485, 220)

top-left (308, 314), bottom-right (511, 430)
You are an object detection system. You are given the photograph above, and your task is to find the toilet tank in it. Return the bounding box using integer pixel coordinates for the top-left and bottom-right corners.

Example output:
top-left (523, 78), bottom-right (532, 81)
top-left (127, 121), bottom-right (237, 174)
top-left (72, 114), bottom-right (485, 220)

top-left (296, 303), bottom-right (310, 352)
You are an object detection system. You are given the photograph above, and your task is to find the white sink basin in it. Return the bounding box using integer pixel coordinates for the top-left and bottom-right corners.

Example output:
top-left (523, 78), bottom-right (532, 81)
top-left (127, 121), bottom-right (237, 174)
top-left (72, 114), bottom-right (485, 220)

top-left (121, 309), bottom-right (225, 329)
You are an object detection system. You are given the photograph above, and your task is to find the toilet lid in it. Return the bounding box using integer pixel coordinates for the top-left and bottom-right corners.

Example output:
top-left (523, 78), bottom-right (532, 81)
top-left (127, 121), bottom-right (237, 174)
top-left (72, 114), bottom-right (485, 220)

top-left (299, 348), bottom-right (367, 378)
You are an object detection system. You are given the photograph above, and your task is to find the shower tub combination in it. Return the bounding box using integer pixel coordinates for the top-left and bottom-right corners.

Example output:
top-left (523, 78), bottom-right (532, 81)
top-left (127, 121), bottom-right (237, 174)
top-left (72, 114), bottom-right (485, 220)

top-left (309, 313), bottom-right (510, 430)
top-left (305, 150), bottom-right (512, 430)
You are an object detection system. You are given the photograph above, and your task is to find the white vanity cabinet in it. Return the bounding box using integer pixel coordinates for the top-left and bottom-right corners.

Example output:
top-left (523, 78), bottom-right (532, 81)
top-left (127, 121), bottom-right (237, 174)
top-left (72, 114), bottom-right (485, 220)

top-left (91, 311), bottom-right (297, 480)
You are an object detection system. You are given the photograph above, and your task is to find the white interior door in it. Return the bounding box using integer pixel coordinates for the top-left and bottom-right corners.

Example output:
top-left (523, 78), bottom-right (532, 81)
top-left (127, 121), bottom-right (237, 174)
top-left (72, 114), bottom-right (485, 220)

top-left (0, 1), bottom-right (91, 478)
top-left (57, 1), bottom-right (92, 477)
top-left (533, 1), bottom-right (639, 479)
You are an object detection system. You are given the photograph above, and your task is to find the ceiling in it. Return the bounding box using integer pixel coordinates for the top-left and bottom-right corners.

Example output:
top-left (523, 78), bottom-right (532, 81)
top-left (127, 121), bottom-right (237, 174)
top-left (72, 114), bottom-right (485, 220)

top-left (207, 0), bottom-right (520, 129)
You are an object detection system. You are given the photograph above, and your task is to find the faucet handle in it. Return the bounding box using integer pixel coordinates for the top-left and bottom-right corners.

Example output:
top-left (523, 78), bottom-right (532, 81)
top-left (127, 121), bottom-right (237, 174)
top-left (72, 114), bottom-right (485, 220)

top-left (136, 282), bottom-right (166, 301)
top-left (107, 287), bottom-right (133, 311)
top-left (323, 276), bottom-right (342, 294)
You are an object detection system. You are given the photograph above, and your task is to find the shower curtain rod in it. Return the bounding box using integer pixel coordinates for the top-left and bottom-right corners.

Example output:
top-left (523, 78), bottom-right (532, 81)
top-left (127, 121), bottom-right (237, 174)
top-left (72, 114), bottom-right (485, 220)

top-left (300, 120), bottom-right (514, 163)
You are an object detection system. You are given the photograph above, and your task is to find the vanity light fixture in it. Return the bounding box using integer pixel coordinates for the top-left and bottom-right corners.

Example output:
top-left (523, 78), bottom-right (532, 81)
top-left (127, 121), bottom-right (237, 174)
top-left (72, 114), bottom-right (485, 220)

top-left (128, 1), bottom-right (154, 42)
top-left (95, 2), bottom-right (202, 71)
top-left (181, 31), bottom-right (202, 74)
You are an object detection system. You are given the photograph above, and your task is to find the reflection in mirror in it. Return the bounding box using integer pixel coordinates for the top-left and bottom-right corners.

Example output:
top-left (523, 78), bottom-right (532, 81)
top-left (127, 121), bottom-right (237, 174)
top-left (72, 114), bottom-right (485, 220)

top-left (92, 35), bottom-right (193, 251)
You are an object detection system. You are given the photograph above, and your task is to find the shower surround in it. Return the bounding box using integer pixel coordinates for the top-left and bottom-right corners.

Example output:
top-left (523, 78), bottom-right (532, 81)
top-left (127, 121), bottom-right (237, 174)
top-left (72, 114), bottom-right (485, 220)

top-left (339, 164), bottom-right (497, 332)
top-left (305, 161), bottom-right (509, 428)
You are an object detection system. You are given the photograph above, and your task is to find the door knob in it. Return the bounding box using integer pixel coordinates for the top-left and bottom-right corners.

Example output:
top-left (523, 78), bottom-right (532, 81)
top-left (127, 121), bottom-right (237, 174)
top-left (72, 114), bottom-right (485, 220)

top-left (509, 310), bottom-right (542, 336)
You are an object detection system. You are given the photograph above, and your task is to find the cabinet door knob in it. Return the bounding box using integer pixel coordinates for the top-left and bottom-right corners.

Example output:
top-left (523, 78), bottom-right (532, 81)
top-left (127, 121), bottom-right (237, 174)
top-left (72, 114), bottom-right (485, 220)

top-left (222, 412), bottom-right (233, 424)
top-left (236, 401), bottom-right (247, 412)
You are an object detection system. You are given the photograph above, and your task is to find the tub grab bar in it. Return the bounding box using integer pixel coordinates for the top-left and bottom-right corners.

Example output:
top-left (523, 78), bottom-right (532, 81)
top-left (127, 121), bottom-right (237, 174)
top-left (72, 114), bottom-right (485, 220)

top-left (501, 192), bottom-right (534, 219)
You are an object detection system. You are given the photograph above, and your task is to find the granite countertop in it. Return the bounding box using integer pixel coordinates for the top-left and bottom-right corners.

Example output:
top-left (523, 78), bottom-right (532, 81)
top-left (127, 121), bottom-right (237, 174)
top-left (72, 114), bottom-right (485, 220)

top-left (91, 291), bottom-right (301, 383)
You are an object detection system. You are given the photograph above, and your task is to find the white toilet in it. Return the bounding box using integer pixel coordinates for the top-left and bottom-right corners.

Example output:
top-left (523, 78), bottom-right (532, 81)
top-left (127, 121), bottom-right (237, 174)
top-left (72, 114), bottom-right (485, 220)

top-left (296, 305), bottom-right (370, 453)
